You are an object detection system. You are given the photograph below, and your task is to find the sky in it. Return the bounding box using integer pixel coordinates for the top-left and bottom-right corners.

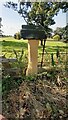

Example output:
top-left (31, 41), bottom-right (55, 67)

top-left (0, 0), bottom-right (67, 36)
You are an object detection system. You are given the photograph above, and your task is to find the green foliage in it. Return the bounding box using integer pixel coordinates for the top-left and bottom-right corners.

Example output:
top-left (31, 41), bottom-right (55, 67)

top-left (1, 37), bottom-right (67, 77)
top-left (51, 53), bottom-right (55, 66)
top-left (13, 49), bottom-right (27, 75)
top-left (1, 37), bottom-right (28, 57)
top-left (2, 75), bottom-right (23, 94)
top-left (54, 27), bottom-right (63, 38)
top-left (14, 32), bottom-right (21, 40)
top-left (26, 75), bottom-right (37, 81)
top-left (14, 33), bottom-right (16, 39)
top-left (56, 47), bottom-right (60, 58)
top-left (4, 2), bottom-right (68, 37)
top-left (54, 25), bottom-right (68, 42)
top-left (53, 34), bottom-right (60, 41)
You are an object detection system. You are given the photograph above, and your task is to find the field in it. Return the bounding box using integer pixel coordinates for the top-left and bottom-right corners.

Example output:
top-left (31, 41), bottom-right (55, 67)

top-left (0, 36), bottom-right (67, 76)
top-left (0, 36), bottom-right (67, 56)
top-left (0, 37), bottom-right (68, 120)
top-left (0, 37), bottom-right (67, 67)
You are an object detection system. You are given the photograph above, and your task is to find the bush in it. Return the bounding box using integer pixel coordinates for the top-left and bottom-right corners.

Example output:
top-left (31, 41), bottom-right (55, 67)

top-left (14, 34), bottom-right (16, 39)
top-left (53, 34), bottom-right (60, 41)
top-left (14, 32), bottom-right (21, 40)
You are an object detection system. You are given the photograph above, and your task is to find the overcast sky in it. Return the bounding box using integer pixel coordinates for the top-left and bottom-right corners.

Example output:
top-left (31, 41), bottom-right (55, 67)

top-left (0, 0), bottom-right (67, 36)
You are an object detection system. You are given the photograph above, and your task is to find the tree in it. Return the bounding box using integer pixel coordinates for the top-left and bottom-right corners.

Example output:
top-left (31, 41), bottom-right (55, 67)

top-left (54, 27), bottom-right (63, 39)
top-left (4, 1), bottom-right (68, 69)
top-left (4, 1), bottom-right (68, 37)
top-left (53, 25), bottom-right (68, 42)
top-left (14, 32), bottom-right (21, 40)
top-left (62, 25), bottom-right (68, 42)
top-left (0, 17), bottom-right (3, 37)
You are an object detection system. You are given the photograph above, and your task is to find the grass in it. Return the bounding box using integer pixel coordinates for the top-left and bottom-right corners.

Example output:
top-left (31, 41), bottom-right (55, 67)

top-left (1, 37), bottom-right (28, 51)
top-left (0, 37), bottom-right (28, 57)
top-left (39, 39), bottom-right (67, 53)
top-left (0, 36), bottom-right (67, 59)
top-left (46, 39), bottom-right (66, 46)
top-left (1, 37), bottom-right (67, 120)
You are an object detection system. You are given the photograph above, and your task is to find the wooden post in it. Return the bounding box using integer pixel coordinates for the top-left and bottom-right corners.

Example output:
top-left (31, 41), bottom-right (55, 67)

top-left (26, 40), bottom-right (39, 75)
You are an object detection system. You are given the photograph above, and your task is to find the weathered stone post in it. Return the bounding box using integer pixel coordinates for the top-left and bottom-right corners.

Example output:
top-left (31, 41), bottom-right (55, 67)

top-left (26, 40), bottom-right (39, 75)
top-left (20, 24), bottom-right (46, 75)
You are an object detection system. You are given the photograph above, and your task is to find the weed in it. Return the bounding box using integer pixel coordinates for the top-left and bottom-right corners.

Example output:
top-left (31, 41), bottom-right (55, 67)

top-left (13, 49), bottom-right (27, 75)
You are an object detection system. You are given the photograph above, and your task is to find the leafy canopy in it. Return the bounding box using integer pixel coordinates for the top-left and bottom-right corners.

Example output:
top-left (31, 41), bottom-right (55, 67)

top-left (4, 1), bottom-right (68, 36)
top-left (54, 25), bottom-right (68, 42)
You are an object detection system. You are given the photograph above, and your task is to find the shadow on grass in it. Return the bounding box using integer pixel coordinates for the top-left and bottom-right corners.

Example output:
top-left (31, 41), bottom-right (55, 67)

top-left (2, 40), bottom-right (28, 49)
top-left (39, 46), bottom-right (67, 53)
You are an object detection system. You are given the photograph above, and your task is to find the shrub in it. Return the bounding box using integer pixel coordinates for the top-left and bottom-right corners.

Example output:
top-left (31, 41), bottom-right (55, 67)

top-left (14, 34), bottom-right (16, 39)
top-left (14, 32), bottom-right (21, 40)
top-left (53, 34), bottom-right (60, 41)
